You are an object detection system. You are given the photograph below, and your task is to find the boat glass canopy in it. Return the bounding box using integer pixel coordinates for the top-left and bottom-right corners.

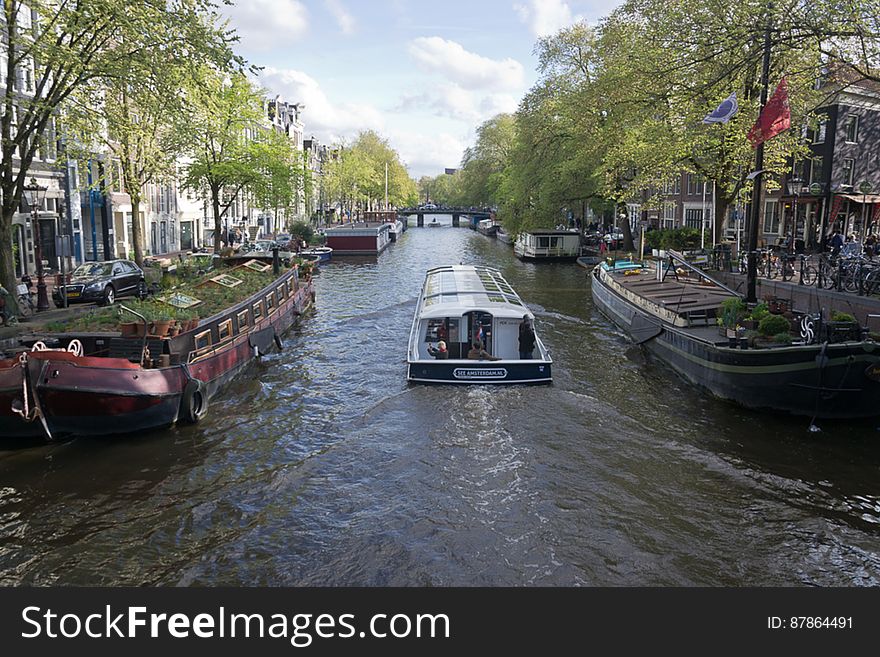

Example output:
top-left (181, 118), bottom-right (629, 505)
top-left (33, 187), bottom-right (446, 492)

top-left (420, 265), bottom-right (528, 318)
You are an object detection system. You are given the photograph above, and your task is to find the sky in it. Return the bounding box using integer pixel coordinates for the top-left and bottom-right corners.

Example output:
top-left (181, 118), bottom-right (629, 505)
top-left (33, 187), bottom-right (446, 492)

top-left (219, 0), bottom-right (623, 178)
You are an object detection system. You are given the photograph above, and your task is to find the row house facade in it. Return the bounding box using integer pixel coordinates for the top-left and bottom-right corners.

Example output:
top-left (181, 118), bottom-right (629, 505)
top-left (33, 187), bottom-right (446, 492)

top-left (3, 5), bottom-right (84, 278)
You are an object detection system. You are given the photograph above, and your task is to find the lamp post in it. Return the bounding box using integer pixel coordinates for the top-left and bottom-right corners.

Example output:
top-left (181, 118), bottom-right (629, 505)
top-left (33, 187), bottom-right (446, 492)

top-left (859, 180), bottom-right (873, 238)
top-left (786, 176), bottom-right (802, 254)
top-left (23, 178), bottom-right (50, 311)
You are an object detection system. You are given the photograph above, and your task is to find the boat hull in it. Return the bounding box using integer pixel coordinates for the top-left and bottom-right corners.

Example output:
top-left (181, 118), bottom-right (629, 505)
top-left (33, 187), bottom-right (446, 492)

top-left (407, 360), bottom-right (551, 385)
top-left (590, 267), bottom-right (880, 419)
top-left (0, 275), bottom-right (315, 440)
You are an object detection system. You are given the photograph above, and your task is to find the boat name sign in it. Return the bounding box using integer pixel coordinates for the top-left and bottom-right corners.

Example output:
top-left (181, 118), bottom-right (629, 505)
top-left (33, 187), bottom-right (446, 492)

top-left (453, 368), bottom-right (507, 379)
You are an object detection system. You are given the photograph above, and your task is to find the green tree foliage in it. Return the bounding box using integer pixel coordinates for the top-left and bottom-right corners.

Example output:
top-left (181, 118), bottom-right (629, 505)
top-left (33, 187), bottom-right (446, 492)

top-left (250, 128), bottom-right (304, 234)
top-left (454, 1), bottom-right (878, 249)
top-left (180, 69), bottom-right (265, 254)
top-left (0, 0), bottom-right (234, 305)
top-left (323, 131), bottom-right (417, 216)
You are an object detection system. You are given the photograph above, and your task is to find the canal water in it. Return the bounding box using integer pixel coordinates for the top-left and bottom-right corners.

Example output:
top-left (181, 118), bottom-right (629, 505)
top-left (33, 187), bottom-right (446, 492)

top-left (2, 222), bottom-right (880, 586)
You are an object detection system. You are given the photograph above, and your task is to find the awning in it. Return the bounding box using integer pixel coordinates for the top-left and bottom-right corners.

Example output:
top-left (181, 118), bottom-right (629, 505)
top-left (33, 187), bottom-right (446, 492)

top-left (838, 193), bottom-right (880, 204)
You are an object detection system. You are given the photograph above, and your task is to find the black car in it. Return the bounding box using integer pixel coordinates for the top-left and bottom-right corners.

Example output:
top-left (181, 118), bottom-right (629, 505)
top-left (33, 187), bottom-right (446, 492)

top-left (53, 259), bottom-right (147, 307)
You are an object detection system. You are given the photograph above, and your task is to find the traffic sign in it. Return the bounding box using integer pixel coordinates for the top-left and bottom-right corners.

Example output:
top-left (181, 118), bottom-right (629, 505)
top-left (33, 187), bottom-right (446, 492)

top-left (809, 183), bottom-right (822, 196)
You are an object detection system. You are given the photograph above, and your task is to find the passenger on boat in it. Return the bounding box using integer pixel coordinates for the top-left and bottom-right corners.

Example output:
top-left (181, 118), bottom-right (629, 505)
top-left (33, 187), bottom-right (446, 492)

top-left (427, 341), bottom-right (449, 359)
top-left (468, 342), bottom-right (501, 361)
top-left (519, 315), bottom-right (536, 359)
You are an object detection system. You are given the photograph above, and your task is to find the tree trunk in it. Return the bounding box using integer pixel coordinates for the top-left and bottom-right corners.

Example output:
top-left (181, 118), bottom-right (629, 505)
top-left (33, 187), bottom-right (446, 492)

top-left (0, 210), bottom-right (19, 316)
top-left (212, 187), bottom-right (223, 254)
top-left (130, 197), bottom-right (144, 265)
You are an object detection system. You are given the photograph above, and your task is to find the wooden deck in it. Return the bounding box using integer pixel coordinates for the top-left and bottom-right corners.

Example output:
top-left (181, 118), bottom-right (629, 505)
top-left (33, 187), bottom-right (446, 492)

top-left (613, 269), bottom-right (736, 324)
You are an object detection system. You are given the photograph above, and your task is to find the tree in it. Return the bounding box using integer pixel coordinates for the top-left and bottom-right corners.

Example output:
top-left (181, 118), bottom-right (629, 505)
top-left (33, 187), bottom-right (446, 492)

top-left (250, 128), bottom-right (304, 234)
top-left (180, 69), bottom-right (265, 254)
top-left (0, 0), bottom-right (233, 305)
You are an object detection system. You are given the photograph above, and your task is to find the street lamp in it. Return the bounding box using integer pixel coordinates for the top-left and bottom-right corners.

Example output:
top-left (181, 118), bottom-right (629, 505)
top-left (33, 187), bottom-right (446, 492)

top-left (859, 180), bottom-right (873, 238)
top-left (23, 178), bottom-right (50, 311)
top-left (786, 175), bottom-right (803, 254)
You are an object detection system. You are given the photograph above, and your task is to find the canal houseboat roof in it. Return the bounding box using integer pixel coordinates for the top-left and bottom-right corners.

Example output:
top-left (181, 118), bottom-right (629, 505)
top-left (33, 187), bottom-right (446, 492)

top-left (417, 265), bottom-right (531, 319)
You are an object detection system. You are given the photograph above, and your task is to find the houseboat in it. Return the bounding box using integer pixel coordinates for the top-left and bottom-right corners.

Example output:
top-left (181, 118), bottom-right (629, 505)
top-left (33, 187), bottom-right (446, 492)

top-left (514, 229), bottom-right (581, 261)
top-left (324, 221), bottom-right (392, 255)
top-left (590, 251), bottom-right (880, 419)
top-left (407, 265), bottom-right (552, 384)
top-left (0, 259), bottom-right (315, 440)
top-left (364, 210), bottom-right (405, 242)
top-left (477, 218), bottom-right (499, 237)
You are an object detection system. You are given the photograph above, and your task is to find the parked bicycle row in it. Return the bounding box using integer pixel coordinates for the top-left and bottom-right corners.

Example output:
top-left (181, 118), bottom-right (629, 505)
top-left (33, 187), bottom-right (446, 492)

top-left (732, 249), bottom-right (880, 296)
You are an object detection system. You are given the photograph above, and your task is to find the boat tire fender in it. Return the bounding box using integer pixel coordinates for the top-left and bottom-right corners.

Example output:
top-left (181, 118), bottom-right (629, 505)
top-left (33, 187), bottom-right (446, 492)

top-left (181, 378), bottom-right (208, 424)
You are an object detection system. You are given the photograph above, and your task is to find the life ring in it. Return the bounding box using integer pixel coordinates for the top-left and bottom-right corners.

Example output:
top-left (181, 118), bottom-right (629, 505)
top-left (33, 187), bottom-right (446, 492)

top-left (180, 378), bottom-right (209, 423)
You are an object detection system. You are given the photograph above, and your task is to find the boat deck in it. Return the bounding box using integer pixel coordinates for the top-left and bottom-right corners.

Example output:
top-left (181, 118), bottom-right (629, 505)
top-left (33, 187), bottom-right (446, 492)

top-left (609, 267), bottom-right (736, 325)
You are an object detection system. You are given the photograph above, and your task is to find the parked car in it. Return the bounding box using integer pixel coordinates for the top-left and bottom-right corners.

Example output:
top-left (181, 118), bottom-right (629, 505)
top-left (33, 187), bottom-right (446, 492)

top-left (53, 259), bottom-right (147, 307)
top-left (275, 233), bottom-right (292, 250)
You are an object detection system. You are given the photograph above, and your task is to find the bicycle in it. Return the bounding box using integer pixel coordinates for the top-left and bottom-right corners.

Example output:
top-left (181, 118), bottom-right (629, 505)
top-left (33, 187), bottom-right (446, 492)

top-left (15, 276), bottom-right (36, 318)
top-left (799, 254), bottom-right (819, 286)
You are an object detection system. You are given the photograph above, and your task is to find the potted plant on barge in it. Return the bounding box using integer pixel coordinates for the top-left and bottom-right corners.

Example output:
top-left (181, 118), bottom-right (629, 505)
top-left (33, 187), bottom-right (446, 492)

top-left (825, 311), bottom-right (862, 343)
top-left (718, 297), bottom-right (747, 342)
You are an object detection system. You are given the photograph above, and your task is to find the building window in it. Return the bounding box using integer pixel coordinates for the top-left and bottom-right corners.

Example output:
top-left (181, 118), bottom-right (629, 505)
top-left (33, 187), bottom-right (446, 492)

top-left (663, 202), bottom-right (676, 229)
top-left (763, 200), bottom-right (780, 234)
top-left (684, 208), bottom-right (703, 229)
top-left (809, 157), bottom-right (824, 185)
top-left (237, 309), bottom-right (249, 330)
top-left (687, 175), bottom-right (704, 196)
top-left (841, 158), bottom-right (855, 187)
top-left (813, 120), bottom-right (827, 144)
top-left (845, 115), bottom-right (859, 143)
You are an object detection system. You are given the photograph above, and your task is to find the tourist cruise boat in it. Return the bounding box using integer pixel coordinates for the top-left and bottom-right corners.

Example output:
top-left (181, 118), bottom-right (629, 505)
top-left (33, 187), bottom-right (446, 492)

top-left (407, 265), bottom-right (552, 384)
top-left (514, 229), bottom-right (581, 261)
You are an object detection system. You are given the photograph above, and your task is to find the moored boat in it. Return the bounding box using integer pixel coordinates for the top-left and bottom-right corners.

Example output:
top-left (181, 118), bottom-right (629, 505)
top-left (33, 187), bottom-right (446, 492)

top-left (477, 218), bottom-right (499, 237)
top-left (0, 260), bottom-right (315, 440)
top-left (407, 265), bottom-right (552, 384)
top-left (589, 251), bottom-right (880, 419)
top-left (514, 229), bottom-right (581, 261)
top-left (300, 246), bottom-right (333, 262)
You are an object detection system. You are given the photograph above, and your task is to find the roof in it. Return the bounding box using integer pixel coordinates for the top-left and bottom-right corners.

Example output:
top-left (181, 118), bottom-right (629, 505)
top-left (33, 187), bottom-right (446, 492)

top-left (417, 265), bottom-right (531, 319)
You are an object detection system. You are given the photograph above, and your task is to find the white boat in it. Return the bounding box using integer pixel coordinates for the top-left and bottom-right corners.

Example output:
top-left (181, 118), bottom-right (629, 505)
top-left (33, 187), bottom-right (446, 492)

top-left (300, 246), bottom-right (333, 262)
top-left (407, 265), bottom-right (552, 384)
top-left (428, 217), bottom-right (441, 227)
top-left (477, 218), bottom-right (498, 237)
top-left (514, 229), bottom-right (581, 261)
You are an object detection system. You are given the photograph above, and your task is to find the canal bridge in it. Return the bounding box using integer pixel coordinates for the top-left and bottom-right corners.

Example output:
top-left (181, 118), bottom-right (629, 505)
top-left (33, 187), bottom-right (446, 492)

top-left (398, 207), bottom-right (492, 227)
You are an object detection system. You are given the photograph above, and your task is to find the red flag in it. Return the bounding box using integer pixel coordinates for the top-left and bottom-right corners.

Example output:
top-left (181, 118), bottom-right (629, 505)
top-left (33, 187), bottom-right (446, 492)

top-left (747, 77), bottom-right (791, 148)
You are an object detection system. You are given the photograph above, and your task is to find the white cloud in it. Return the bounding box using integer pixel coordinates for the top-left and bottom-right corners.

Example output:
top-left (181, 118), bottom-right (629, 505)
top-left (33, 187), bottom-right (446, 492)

top-left (325, 0), bottom-right (355, 35)
top-left (388, 129), bottom-right (468, 177)
top-left (407, 37), bottom-right (525, 92)
top-left (514, 0), bottom-right (581, 38)
top-left (221, 0), bottom-right (309, 51)
top-left (258, 67), bottom-right (385, 143)
top-left (396, 83), bottom-right (518, 125)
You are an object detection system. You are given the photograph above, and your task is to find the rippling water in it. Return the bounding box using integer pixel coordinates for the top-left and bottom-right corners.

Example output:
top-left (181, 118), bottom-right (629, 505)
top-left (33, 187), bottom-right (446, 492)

top-left (2, 224), bottom-right (880, 586)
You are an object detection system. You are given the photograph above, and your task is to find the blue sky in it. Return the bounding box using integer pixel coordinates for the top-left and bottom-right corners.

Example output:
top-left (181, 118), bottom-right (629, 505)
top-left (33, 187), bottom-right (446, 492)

top-left (220, 0), bottom-right (622, 178)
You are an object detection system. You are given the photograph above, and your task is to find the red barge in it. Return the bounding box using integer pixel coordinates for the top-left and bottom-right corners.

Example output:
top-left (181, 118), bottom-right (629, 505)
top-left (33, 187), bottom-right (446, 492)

top-left (0, 262), bottom-right (314, 440)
